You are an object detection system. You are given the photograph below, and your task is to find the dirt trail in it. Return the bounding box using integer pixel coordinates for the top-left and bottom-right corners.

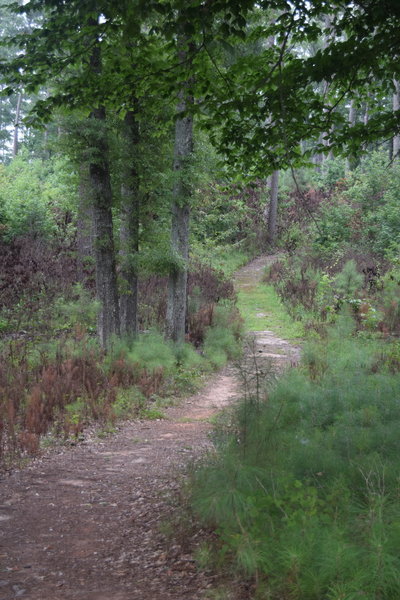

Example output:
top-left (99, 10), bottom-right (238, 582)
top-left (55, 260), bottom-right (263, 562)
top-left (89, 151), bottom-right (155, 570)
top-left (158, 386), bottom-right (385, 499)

top-left (234, 255), bottom-right (301, 366)
top-left (0, 255), bottom-right (299, 600)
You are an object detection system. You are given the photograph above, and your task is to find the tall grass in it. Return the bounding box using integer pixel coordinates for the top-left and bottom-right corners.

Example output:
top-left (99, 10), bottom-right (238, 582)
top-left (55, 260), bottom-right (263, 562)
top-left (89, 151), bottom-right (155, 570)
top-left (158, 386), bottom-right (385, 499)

top-left (190, 315), bottom-right (400, 599)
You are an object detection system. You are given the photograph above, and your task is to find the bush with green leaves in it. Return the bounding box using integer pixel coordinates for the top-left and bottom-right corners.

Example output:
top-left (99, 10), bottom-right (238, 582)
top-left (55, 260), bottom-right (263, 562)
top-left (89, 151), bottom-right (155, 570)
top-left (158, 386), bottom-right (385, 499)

top-left (0, 152), bottom-right (77, 241)
top-left (266, 250), bottom-right (385, 334)
top-left (377, 266), bottom-right (400, 334)
top-left (313, 199), bottom-right (356, 258)
top-left (127, 331), bottom-right (176, 372)
top-left (334, 258), bottom-right (363, 297)
top-left (53, 283), bottom-right (100, 333)
top-left (310, 152), bottom-right (400, 260)
top-left (266, 254), bottom-right (337, 325)
top-left (310, 156), bottom-right (346, 190)
top-left (112, 386), bottom-right (146, 419)
top-left (191, 316), bottom-right (400, 599)
top-left (174, 342), bottom-right (205, 370)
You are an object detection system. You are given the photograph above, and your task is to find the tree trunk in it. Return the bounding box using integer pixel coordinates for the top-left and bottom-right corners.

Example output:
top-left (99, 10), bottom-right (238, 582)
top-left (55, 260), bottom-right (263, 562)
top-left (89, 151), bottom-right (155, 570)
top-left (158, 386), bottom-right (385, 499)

top-left (319, 16), bottom-right (333, 162)
top-left (364, 99), bottom-right (369, 126)
top-left (89, 44), bottom-right (120, 347)
top-left (263, 33), bottom-right (279, 245)
top-left (346, 99), bottom-right (357, 173)
top-left (120, 109), bottom-right (140, 339)
top-left (12, 93), bottom-right (22, 158)
top-left (76, 164), bottom-right (94, 284)
top-left (267, 170), bottom-right (279, 245)
top-left (393, 79), bottom-right (400, 160)
top-left (165, 42), bottom-right (193, 343)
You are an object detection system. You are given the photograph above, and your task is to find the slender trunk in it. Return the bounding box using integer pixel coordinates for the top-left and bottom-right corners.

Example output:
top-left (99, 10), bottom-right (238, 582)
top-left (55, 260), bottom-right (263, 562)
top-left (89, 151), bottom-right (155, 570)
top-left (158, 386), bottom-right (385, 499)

top-left (89, 44), bottom-right (120, 347)
top-left (12, 93), bottom-right (22, 158)
top-left (361, 95), bottom-right (370, 152)
top-left (393, 79), bottom-right (400, 160)
top-left (76, 164), bottom-right (94, 283)
top-left (264, 33), bottom-right (279, 245)
top-left (313, 132), bottom-right (324, 169)
top-left (120, 109), bottom-right (140, 339)
top-left (319, 16), bottom-right (333, 162)
top-left (348, 99), bottom-right (357, 128)
top-left (165, 41), bottom-right (193, 343)
top-left (364, 99), bottom-right (369, 126)
top-left (321, 82), bottom-right (333, 160)
top-left (267, 170), bottom-right (279, 245)
top-left (346, 99), bottom-right (357, 173)
top-left (43, 126), bottom-right (51, 160)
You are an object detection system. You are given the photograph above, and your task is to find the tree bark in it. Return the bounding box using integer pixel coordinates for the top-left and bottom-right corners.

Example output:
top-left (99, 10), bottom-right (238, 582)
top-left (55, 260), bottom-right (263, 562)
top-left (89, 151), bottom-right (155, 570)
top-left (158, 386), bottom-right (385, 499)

top-left (263, 33), bottom-right (279, 245)
top-left (318, 16), bottom-right (333, 163)
top-left (393, 79), bottom-right (400, 160)
top-left (266, 170), bottom-right (279, 245)
top-left (120, 109), bottom-right (140, 339)
top-left (88, 44), bottom-right (120, 347)
top-left (76, 163), bottom-right (94, 283)
top-left (12, 93), bottom-right (22, 158)
top-left (165, 42), bottom-right (193, 343)
top-left (364, 98), bottom-right (369, 126)
top-left (346, 99), bottom-right (357, 173)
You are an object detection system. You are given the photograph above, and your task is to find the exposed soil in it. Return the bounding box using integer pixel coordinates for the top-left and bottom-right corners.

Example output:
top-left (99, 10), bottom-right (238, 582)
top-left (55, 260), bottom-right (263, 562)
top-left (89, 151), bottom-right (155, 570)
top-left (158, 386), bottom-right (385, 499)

top-left (0, 255), bottom-right (300, 600)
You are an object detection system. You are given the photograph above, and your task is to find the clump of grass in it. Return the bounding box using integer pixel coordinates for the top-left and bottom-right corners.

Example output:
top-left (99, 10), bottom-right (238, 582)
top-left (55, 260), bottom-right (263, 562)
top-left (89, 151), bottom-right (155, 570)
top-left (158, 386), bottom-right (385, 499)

top-left (190, 317), bottom-right (400, 598)
top-left (128, 331), bottom-right (176, 372)
top-left (203, 303), bottom-right (243, 368)
top-left (174, 342), bottom-right (205, 370)
top-left (112, 387), bottom-right (146, 419)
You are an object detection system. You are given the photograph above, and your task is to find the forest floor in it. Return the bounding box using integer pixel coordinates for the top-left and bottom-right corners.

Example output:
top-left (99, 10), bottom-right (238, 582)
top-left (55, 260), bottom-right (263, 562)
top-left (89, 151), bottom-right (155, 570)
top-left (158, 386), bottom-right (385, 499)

top-left (0, 255), bottom-right (300, 600)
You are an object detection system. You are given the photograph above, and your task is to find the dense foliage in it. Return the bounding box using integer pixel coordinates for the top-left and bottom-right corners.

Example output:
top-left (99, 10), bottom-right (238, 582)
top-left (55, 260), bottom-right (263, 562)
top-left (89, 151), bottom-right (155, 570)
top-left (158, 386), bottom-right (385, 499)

top-left (191, 316), bottom-right (400, 598)
top-left (263, 152), bottom-right (400, 336)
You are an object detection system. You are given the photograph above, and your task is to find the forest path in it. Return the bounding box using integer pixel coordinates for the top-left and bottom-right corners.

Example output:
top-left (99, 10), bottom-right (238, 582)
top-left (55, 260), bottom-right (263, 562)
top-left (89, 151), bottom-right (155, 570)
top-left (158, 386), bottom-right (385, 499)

top-left (0, 255), bottom-right (299, 600)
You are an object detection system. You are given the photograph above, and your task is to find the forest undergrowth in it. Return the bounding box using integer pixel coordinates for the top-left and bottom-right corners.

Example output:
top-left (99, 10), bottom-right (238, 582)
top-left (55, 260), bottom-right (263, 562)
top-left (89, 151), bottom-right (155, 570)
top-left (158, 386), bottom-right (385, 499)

top-left (0, 147), bottom-right (267, 470)
top-left (186, 153), bottom-right (400, 600)
top-left (0, 256), bottom-right (245, 470)
top-left (189, 314), bottom-right (400, 600)
top-left (265, 153), bottom-right (400, 338)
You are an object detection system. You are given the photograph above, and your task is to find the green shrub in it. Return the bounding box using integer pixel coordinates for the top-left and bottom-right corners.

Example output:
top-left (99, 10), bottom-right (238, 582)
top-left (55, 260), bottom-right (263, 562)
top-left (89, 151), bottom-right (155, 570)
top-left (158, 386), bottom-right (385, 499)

top-left (203, 304), bottom-right (243, 368)
top-left (310, 156), bottom-right (346, 190)
top-left (313, 200), bottom-right (355, 257)
top-left (53, 283), bottom-right (100, 333)
top-left (128, 331), bottom-right (176, 372)
top-left (0, 153), bottom-right (77, 241)
top-left (174, 342), bottom-right (205, 369)
top-left (191, 320), bottom-right (400, 598)
top-left (64, 398), bottom-right (86, 424)
top-left (334, 259), bottom-right (363, 297)
top-left (378, 268), bottom-right (400, 333)
top-left (112, 386), bottom-right (146, 419)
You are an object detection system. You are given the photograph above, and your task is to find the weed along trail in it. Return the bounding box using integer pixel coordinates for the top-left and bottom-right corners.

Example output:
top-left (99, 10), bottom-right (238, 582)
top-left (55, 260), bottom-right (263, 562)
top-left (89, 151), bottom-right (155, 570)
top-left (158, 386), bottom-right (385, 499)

top-left (0, 255), bottom-right (299, 600)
